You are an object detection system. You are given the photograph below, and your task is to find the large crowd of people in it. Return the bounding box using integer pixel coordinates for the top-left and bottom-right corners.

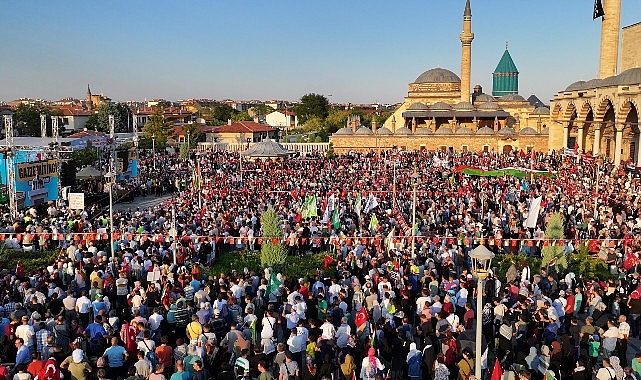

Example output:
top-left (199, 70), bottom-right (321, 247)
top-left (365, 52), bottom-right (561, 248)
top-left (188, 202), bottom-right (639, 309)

top-left (0, 147), bottom-right (640, 380)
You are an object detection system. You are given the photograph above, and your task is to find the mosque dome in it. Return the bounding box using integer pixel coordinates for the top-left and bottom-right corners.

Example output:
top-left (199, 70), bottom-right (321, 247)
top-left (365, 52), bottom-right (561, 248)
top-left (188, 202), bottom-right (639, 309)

top-left (498, 126), bottom-right (517, 135)
top-left (452, 101), bottom-right (475, 111)
top-left (497, 94), bottom-right (527, 102)
top-left (414, 128), bottom-right (432, 135)
top-left (376, 127), bottom-right (392, 135)
top-left (519, 127), bottom-right (538, 135)
top-left (477, 102), bottom-right (502, 110)
top-left (407, 102), bottom-right (429, 111)
top-left (565, 81), bottom-right (586, 91)
top-left (354, 127), bottom-right (373, 135)
top-left (434, 126), bottom-right (453, 135)
top-left (456, 127), bottom-right (473, 134)
top-left (474, 94), bottom-right (496, 103)
top-left (414, 68), bottom-right (461, 84)
top-left (334, 127), bottom-right (353, 135)
top-left (476, 126), bottom-right (495, 135)
top-left (615, 68), bottom-right (641, 86)
top-left (394, 127), bottom-right (413, 135)
top-left (532, 106), bottom-right (550, 115)
top-left (428, 102), bottom-right (453, 111)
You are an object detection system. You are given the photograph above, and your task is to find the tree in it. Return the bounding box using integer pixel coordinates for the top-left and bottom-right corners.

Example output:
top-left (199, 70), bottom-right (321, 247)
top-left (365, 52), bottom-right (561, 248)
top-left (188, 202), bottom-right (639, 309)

top-left (141, 107), bottom-right (174, 147)
top-left (248, 104), bottom-right (274, 119)
top-left (14, 103), bottom-right (52, 137)
top-left (260, 207), bottom-right (287, 270)
top-left (541, 213), bottom-right (568, 272)
top-left (184, 123), bottom-right (202, 149)
top-left (301, 116), bottom-right (324, 133)
top-left (85, 103), bottom-right (132, 133)
top-left (292, 93), bottom-right (329, 124)
top-left (232, 111), bottom-right (252, 122)
top-left (71, 148), bottom-right (99, 169)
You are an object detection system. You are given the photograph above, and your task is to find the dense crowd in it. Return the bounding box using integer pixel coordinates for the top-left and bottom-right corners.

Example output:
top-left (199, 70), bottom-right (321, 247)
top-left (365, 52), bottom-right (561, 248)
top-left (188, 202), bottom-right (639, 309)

top-left (0, 148), bottom-right (640, 380)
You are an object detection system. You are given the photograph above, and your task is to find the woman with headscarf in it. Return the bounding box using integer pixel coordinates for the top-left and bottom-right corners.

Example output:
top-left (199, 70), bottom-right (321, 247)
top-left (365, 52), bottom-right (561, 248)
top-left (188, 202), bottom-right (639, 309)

top-left (360, 348), bottom-right (384, 380)
top-left (571, 359), bottom-right (590, 380)
top-left (339, 352), bottom-right (356, 380)
top-left (433, 354), bottom-right (450, 380)
top-left (456, 349), bottom-right (474, 380)
top-left (609, 356), bottom-right (625, 380)
top-left (407, 343), bottom-right (422, 380)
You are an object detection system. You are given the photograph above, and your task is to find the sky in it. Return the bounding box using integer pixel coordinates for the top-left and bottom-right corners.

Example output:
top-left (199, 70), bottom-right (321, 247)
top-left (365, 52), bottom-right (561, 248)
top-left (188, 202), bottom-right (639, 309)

top-left (1, 1), bottom-right (639, 105)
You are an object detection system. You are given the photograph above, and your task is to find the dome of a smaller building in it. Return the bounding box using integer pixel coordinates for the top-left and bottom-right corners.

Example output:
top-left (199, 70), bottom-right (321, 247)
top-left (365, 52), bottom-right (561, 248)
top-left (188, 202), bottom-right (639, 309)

top-left (532, 106), bottom-right (550, 115)
top-left (498, 126), bottom-right (516, 135)
top-left (476, 126), bottom-right (495, 135)
top-left (477, 102), bottom-right (502, 110)
top-left (452, 101), bottom-right (475, 111)
top-left (565, 81), bottom-right (586, 91)
top-left (600, 75), bottom-right (619, 87)
top-left (394, 127), bottom-right (413, 135)
top-left (519, 127), bottom-right (538, 135)
top-left (376, 127), bottom-right (392, 135)
top-left (407, 102), bottom-right (429, 111)
top-left (498, 94), bottom-right (526, 102)
top-left (474, 94), bottom-right (496, 103)
top-left (434, 126), bottom-right (453, 135)
top-left (583, 78), bottom-right (602, 89)
top-left (414, 68), bottom-right (461, 84)
top-left (414, 128), bottom-right (432, 135)
top-left (428, 102), bottom-right (453, 111)
top-left (615, 68), bottom-right (641, 86)
top-left (354, 126), bottom-right (373, 135)
top-left (334, 127), bottom-right (353, 135)
top-left (456, 127), bottom-right (473, 134)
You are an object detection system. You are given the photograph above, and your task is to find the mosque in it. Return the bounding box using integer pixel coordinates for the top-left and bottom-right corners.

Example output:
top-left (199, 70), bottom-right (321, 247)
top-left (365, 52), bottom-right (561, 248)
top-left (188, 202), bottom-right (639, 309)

top-left (330, 0), bottom-right (551, 154)
top-left (549, 0), bottom-right (641, 166)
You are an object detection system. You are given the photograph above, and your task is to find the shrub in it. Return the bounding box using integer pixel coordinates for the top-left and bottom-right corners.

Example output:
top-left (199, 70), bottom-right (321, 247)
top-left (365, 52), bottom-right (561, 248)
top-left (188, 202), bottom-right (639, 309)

top-left (541, 213), bottom-right (567, 272)
top-left (260, 207), bottom-right (287, 271)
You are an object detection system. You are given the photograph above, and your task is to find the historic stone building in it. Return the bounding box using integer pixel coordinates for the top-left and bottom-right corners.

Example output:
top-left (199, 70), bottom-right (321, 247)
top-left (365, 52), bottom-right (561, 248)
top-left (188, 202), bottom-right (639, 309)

top-left (549, 0), bottom-right (641, 165)
top-left (330, 0), bottom-right (550, 154)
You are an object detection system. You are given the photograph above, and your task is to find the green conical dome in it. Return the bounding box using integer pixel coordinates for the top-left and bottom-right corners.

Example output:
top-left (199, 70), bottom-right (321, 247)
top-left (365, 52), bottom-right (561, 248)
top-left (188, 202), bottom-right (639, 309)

top-left (494, 48), bottom-right (518, 74)
top-left (492, 47), bottom-right (519, 96)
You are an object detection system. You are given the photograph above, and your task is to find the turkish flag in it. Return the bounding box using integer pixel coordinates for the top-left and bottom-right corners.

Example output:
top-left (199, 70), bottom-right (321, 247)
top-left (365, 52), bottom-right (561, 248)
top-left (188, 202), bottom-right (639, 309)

top-left (323, 254), bottom-right (333, 270)
top-left (490, 358), bottom-right (503, 380)
top-left (354, 307), bottom-right (368, 328)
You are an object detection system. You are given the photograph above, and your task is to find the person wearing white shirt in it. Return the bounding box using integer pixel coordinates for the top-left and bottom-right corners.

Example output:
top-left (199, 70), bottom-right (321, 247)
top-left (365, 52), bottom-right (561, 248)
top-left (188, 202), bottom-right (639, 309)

top-left (618, 315), bottom-right (630, 365)
top-left (320, 318), bottom-right (336, 340)
top-left (15, 316), bottom-right (35, 352)
top-left (292, 296), bottom-right (307, 320)
top-left (75, 291), bottom-right (93, 328)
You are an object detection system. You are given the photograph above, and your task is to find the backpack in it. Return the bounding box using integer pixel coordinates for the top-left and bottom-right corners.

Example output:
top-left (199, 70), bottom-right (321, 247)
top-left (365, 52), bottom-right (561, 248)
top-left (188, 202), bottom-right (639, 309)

top-left (143, 340), bottom-right (158, 370)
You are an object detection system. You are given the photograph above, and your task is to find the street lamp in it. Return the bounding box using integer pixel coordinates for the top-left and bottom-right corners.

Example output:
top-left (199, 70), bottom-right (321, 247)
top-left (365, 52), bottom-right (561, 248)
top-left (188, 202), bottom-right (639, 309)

top-left (469, 245), bottom-right (495, 380)
top-left (151, 133), bottom-right (156, 170)
top-left (410, 167), bottom-right (420, 258)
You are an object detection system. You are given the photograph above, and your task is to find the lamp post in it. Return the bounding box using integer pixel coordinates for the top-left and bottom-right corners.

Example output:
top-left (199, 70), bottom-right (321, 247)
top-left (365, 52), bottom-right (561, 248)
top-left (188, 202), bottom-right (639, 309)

top-left (151, 133), bottom-right (156, 170)
top-left (469, 245), bottom-right (495, 380)
top-left (594, 156), bottom-right (604, 220)
top-left (410, 167), bottom-right (420, 258)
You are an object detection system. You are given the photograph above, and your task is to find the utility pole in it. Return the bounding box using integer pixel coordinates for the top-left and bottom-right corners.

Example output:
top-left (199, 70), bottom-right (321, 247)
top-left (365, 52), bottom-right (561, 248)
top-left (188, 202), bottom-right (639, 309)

top-left (3, 115), bottom-right (17, 219)
top-left (40, 114), bottom-right (46, 138)
top-left (108, 115), bottom-right (116, 264)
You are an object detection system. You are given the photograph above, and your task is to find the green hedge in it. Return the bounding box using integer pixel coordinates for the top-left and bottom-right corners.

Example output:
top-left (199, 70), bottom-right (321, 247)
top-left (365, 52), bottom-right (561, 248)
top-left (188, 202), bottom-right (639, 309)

top-left (204, 251), bottom-right (336, 280)
top-left (496, 249), bottom-right (611, 281)
top-left (1, 249), bottom-right (60, 274)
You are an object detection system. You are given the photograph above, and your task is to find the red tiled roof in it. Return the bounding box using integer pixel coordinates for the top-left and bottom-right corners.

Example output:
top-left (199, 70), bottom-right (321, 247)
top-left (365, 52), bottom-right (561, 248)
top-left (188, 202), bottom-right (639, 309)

top-left (54, 106), bottom-right (93, 117)
top-left (212, 121), bottom-right (275, 134)
top-left (173, 124), bottom-right (215, 135)
top-left (275, 110), bottom-right (296, 116)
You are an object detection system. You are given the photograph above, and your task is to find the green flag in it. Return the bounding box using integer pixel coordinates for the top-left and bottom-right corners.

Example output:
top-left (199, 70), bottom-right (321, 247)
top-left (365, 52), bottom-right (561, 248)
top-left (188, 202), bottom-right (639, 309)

top-left (331, 205), bottom-right (341, 230)
top-left (267, 272), bottom-right (281, 295)
top-left (355, 192), bottom-right (362, 217)
top-left (301, 196), bottom-right (318, 219)
top-left (369, 214), bottom-right (379, 231)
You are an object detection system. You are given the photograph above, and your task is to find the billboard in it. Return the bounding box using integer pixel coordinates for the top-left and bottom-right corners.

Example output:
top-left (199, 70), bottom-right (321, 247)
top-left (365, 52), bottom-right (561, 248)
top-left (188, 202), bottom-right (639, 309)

top-left (0, 151), bottom-right (59, 207)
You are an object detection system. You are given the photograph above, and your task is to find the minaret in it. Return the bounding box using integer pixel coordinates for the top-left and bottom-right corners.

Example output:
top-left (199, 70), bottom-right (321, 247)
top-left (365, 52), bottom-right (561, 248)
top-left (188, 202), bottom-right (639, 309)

top-left (86, 84), bottom-right (93, 111)
top-left (460, 0), bottom-right (474, 102)
top-left (598, 0), bottom-right (622, 79)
